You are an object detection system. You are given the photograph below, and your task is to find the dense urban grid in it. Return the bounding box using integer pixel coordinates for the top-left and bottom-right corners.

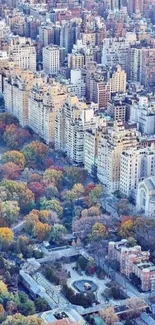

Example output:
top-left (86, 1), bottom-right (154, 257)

top-left (0, 0), bottom-right (155, 324)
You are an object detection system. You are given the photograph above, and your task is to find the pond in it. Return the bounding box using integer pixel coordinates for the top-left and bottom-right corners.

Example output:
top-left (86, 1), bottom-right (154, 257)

top-left (73, 280), bottom-right (97, 293)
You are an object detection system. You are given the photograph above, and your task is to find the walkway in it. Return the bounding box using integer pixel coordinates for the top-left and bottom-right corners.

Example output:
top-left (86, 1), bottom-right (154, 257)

top-left (32, 272), bottom-right (68, 307)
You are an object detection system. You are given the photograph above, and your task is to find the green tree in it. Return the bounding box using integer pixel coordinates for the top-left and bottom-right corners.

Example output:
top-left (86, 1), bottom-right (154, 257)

top-left (88, 185), bottom-right (102, 206)
top-left (40, 197), bottom-right (63, 216)
top-left (64, 167), bottom-right (88, 186)
top-left (45, 185), bottom-right (59, 199)
top-left (35, 297), bottom-right (49, 312)
top-left (0, 201), bottom-right (20, 226)
top-left (21, 141), bottom-right (48, 168)
top-left (50, 224), bottom-right (66, 244)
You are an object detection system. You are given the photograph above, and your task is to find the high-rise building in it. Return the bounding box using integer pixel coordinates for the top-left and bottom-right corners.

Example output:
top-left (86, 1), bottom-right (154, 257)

top-left (28, 82), bottom-right (67, 144)
top-left (68, 53), bottom-right (85, 70)
top-left (43, 44), bottom-right (60, 75)
top-left (107, 97), bottom-right (127, 122)
top-left (97, 121), bottom-right (138, 192)
top-left (60, 21), bottom-right (75, 54)
top-left (110, 65), bottom-right (126, 93)
top-left (55, 96), bottom-right (98, 164)
top-left (102, 38), bottom-right (129, 72)
top-left (4, 70), bottom-right (34, 126)
top-left (120, 147), bottom-right (155, 197)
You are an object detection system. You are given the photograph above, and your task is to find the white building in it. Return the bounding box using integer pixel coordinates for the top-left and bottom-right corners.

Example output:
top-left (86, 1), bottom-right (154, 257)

top-left (120, 147), bottom-right (155, 197)
top-left (9, 37), bottom-right (36, 72)
top-left (67, 69), bottom-right (85, 99)
top-left (136, 176), bottom-right (155, 217)
top-left (102, 38), bottom-right (129, 72)
top-left (130, 96), bottom-right (155, 135)
top-left (97, 121), bottom-right (138, 193)
top-left (28, 82), bottom-right (67, 144)
top-left (55, 96), bottom-right (98, 164)
top-left (43, 44), bottom-right (60, 75)
top-left (4, 71), bottom-right (34, 126)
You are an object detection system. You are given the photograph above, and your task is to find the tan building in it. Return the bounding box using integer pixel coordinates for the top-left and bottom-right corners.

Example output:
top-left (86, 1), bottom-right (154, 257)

top-left (110, 65), bottom-right (126, 94)
top-left (68, 53), bottom-right (85, 69)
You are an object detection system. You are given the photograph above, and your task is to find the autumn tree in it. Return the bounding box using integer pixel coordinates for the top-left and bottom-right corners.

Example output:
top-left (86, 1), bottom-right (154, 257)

top-left (88, 185), bottom-right (103, 206)
top-left (0, 228), bottom-right (14, 245)
top-left (3, 124), bottom-right (30, 149)
top-left (43, 168), bottom-right (62, 186)
top-left (33, 222), bottom-right (51, 241)
top-left (28, 182), bottom-right (45, 202)
top-left (119, 220), bottom-right (134, 238)
top-left (1, 314), bottom-right (44, 325)
top-left (0, 162), bottom-right (21, 180)
top-left (21, 141), bottom-right (48, 168)
top-left (125, 298), bottom-right (146, 318)
top-left (72, 183), bottom-right (84, 198)
top-left (1, 151), bottom-right (25, 169)
top-left (84, 183), bottom-right (96, 195)
top-left (1, 180), bottom-right (35, 212)
top-left (27, 173), bottom-right (43, 184)
top-left (0, 280), bottom-right (8, 296)
top-left (92, 223), bottom-right (107, 239)
top-left (0, 201), bottom-right (20, 226)
top-left (99, 307), bottom-right (119, 325)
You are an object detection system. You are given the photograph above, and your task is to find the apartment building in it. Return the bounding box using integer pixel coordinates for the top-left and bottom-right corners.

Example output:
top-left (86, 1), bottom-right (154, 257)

top-left (102, 38), bottom-right (129, 72)
top-left (107, 97), bottom-right (127, 122)
top-left (97, 121), bottom-right (138, 193)
top-left (120, 147), bottom-right (155, 197)
top-left (55, 96), bottom-right (98, 164)
top-left (9, 36), bottom-right (36, 72)
top-left (43, 44), bottom-right (60, 75)
top-left (86, 63), bottom-right (111, 109)
top-left (108, 239), bottom-right (155, 291)
top-left (130, 96), bottom-right (155, 135)
top-left (68, 53), bottom-right (85, 70)
top-left (28, 82), bottom-right (67, 144)
top-left (4, 70), bottom-right (34, 126)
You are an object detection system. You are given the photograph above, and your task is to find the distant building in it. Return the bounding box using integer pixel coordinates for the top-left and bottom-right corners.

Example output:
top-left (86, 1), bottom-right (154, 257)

top-left (9, 36), bottom-right (36, 72)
